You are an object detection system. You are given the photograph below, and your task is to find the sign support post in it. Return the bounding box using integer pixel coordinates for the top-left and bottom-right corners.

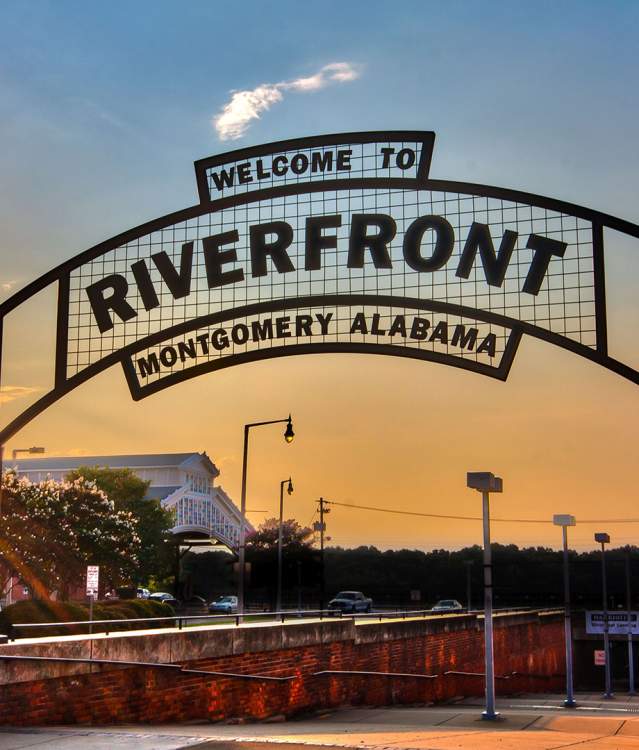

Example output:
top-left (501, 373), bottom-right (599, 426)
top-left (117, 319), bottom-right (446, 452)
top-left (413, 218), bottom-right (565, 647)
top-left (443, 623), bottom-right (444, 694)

top-left (595, 533), bottom-right (613, 699)
top-left (627, 549), bottom-right (636, 695)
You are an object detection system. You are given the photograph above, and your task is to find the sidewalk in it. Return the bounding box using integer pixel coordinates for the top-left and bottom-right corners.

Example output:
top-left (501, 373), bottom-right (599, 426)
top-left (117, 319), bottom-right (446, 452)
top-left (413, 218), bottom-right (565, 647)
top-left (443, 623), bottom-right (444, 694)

top-left (2, 694), bottom-right (639, 749)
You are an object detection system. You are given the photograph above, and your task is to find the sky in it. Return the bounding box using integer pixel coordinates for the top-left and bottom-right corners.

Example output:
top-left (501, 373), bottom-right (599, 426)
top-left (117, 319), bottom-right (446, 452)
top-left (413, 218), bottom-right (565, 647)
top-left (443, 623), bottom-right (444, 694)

top-left (0, 0), bottom-right (638, 553)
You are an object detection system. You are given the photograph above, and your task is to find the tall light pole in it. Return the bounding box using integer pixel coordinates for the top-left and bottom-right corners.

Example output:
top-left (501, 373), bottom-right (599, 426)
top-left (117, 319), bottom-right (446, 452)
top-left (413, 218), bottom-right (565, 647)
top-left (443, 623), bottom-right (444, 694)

top-left (595, 531), bottom-right (613, 699)
top-left (626, 548), bottom-right (636, 695)
top-left (315, 497), bottom-right (330, 611)
top-left (467, 471), bottom-right (503, 721)
top-left (553, 514), bottom-right (577, 708)
top-left (238, 415), bottom-right (294, 617)
top-left (276, 477), bottom-right (294, 612)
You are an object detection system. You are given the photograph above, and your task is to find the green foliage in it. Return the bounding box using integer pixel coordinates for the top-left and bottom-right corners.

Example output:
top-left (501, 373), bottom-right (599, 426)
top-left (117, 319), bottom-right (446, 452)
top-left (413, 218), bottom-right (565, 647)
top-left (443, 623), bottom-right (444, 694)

top-left (246, 518), bottom-right (313, 551)
top-left (325, 544), bottom-right (639, 609)
top-left (65, 466), bottom-right (175, 587)
top-left (0, 471), bottom-right (140, 600)
top-left (0, 597), bottom-right (174, 637)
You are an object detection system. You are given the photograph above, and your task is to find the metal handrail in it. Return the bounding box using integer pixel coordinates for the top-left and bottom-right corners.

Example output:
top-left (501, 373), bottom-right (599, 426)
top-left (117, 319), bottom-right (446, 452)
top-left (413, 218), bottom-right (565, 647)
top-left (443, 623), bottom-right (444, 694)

top-left (0, 653), bottom-right (295, 681)
top-left (3, 605), bottom-right (555, 641)
top-left (314, 669), bottom-right (438, 679)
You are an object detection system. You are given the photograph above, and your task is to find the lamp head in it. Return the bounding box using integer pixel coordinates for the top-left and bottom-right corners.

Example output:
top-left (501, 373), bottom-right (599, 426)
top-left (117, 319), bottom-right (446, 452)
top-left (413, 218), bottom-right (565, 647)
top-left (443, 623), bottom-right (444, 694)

top-left (466, 472), bottom-right (503, 493)
top-left (287, 478), bottom-right (294, 495)
top-left (284, 415), bottom-right (294, 444)
top-left (595, 532), bottom-right (610, 545)
top-left (553, 514), bottom-right (576, 527)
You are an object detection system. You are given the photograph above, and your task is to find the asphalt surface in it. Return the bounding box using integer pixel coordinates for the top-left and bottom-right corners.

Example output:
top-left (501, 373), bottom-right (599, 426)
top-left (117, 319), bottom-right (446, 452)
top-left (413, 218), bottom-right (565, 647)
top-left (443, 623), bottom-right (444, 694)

top-left (3, 694), bottom-right (639, 749)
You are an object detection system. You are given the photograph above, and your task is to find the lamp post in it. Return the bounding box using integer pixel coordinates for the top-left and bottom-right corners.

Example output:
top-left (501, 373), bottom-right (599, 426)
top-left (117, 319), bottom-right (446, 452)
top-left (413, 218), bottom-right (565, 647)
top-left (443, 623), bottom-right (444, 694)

top-left (467, 471), bottom-right (503, 721)
top-left (276, 477), bottom-right (294, 613)
top-left (238, 415), bottom-right (294, 618)
top-left (553, 514), bottom-right (577, 708)
top-left (595, 531), bottom-right (613, 699)
top-left (626, 548), bottom-right (636, 695)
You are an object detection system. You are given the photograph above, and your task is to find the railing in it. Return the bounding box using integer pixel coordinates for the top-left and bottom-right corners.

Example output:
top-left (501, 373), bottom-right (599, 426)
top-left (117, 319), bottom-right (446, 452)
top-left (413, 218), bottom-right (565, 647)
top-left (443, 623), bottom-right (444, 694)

top-left (0, 605), bottom-right (557, 642)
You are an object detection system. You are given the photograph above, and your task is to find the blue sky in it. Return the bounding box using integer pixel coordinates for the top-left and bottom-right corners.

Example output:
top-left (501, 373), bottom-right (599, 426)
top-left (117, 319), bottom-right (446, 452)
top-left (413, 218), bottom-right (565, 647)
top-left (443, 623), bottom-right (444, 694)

top-left (2, 0), bottom-right (638, 249)
top-left (2, 0), bottom-right (637, 340)
top-left (0, 1), bottom-right (638, 550)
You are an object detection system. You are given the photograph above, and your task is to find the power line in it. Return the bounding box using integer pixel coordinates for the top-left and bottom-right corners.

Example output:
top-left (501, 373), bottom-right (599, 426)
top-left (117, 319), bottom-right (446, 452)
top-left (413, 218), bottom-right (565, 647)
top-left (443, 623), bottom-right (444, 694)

top-left (324, 499), bottom-right (639, 525)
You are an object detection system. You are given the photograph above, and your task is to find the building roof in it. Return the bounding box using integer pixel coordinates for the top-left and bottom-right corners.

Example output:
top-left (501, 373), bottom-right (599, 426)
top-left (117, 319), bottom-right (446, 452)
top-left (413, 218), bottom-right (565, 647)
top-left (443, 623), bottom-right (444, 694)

top-left (6, 452), bottom-right (219, 475)
top-left (145, 485), bottom-right (181, 500)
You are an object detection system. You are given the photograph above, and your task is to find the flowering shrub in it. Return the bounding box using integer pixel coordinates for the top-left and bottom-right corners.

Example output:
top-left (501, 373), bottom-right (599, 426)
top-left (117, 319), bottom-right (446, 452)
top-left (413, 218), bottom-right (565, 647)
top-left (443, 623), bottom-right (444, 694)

top-left (0, 471), bottom-right (141, 599)
top-left (0, 597), bottom-right (174, 637)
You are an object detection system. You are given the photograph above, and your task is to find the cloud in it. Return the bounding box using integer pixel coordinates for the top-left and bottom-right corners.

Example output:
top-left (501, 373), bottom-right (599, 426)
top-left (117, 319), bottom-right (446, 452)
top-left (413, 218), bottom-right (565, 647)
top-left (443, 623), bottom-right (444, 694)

top-left (0, 385), bottom-right (43, 405)
top-left (213, 62), bottom-right (361, 141)
top-left (0, 280), bottom-right (18, 294)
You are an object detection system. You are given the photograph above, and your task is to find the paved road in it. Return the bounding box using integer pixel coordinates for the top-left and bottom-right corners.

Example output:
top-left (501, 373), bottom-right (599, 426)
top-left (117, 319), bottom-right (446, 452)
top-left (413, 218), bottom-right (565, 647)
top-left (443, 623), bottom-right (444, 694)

top-left (3, 694), bottom-right (639, 749)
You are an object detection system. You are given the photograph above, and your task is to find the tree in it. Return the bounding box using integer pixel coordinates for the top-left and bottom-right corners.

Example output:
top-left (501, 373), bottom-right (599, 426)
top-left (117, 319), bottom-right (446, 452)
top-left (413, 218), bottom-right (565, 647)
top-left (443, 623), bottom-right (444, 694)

top-left (0, 471), bottom-right (140, 600)
top-left (245, 518), bottom-right (317, 604)
top-left (246, 518), bottom-right (314, 551)
top-left (65, 466), bottom-right (175, 587)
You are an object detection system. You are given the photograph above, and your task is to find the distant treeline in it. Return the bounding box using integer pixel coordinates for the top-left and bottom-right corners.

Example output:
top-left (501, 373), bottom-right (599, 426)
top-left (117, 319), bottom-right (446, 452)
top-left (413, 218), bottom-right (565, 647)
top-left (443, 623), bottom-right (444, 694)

top-left (182, 544), bottom-right (639, 610)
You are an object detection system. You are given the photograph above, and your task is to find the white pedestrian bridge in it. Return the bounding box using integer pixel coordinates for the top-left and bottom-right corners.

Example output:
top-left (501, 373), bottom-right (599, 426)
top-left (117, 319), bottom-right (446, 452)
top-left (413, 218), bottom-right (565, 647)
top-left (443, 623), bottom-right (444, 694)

top-left (8, 451), bottom-right (249, 551)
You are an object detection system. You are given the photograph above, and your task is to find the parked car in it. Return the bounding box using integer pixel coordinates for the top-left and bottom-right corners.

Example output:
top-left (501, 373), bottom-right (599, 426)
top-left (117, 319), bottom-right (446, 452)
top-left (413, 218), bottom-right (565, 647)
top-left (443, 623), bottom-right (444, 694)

top-left (209, 595), bottom-right (238, 614)
top-left (328, 591), bottom-right (372, 614)
top-left (136, 587), bottom-right (150, 599)
top-left (432, 599), bottom-right (463, 612)
top-left (149, 592), bottom-right (179, 607)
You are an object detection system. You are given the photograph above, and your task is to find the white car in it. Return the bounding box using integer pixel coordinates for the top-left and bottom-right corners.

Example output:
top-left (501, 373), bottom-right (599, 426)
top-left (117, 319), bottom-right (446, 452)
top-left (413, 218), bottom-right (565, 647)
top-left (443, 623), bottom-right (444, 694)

top-left (209, 595), bottom-right (238, 614)
top-left (432, 599), bottom-right (463, 612)
top-left (136, 587), bottom-right (150, 599)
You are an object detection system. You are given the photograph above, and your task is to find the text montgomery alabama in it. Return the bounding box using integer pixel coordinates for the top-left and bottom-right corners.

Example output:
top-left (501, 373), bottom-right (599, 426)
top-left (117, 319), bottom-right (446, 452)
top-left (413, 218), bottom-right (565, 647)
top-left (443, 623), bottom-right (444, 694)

top-left (136, 311), bottom-right (499, 378)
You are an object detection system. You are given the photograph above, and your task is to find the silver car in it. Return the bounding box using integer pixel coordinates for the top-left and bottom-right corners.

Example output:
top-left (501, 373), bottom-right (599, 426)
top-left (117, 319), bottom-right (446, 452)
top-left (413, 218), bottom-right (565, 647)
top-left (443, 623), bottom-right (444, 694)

top-left (209, 595), bottom-right (238, 614)
top-left (432, 599), bottom-right (463, 612)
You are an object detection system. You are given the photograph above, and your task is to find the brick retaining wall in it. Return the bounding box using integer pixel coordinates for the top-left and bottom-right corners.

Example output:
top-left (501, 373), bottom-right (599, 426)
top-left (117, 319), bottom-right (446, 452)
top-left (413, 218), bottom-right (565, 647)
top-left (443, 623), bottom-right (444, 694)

top-left (0, 610), bottom-right (564, 726)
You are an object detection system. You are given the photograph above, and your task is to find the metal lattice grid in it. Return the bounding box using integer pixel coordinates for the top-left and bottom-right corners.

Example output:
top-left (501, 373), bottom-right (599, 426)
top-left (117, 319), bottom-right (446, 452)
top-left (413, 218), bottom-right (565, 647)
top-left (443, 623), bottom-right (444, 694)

top-left (66, 187), bottom-right (595, 378)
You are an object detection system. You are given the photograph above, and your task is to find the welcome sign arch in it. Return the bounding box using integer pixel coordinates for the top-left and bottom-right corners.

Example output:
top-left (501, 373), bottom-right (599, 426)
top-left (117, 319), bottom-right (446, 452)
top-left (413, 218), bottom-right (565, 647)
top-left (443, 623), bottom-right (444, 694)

top-left (1, 131), bottom-right (638, 445)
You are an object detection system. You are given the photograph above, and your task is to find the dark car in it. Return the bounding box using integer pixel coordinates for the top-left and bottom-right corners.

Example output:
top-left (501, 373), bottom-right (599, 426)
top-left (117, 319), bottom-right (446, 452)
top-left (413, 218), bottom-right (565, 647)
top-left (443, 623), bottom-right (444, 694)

top-left (328, 591), bottom-right (373, 614)
top-left (149, 592), bottom-right (179, 608)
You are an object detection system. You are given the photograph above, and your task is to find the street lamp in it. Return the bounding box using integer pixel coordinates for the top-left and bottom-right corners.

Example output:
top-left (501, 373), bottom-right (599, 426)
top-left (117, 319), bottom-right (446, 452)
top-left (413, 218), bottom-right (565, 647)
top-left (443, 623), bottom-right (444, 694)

top-left (276, 477), bottom-right (294, 613)
top-left (238, 415), bottom-right (295, 618)
top-left (467, 471), bottom-right (503, 721)
top-left (595, 531), bottom-right (613, 699)
top-left (553, 514), bottom-right (577, 708)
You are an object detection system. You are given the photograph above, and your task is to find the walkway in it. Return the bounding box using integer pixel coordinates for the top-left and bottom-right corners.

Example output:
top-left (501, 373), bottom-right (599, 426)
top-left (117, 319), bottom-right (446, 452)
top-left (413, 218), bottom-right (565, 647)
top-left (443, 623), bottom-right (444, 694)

top-left (2, 694), bottom-right (639, 749)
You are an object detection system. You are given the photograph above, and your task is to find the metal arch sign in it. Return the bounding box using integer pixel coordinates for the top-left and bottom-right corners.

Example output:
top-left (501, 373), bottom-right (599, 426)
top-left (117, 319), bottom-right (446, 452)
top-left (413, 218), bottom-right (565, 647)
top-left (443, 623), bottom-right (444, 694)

top-left (1, 130), bottom-right (638, 444)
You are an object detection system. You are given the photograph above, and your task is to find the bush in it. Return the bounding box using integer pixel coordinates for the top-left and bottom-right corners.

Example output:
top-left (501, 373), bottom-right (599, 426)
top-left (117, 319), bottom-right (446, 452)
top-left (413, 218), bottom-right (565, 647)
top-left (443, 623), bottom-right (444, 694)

top-left (0, 598), bottom-right (175, 638)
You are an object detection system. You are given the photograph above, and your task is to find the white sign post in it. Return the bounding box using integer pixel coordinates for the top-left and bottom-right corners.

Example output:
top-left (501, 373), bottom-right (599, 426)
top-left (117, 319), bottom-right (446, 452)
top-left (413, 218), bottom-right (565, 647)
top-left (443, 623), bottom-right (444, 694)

top-left (86, 565), bottom-right (99, 635)
top-left (86, 565), bottom-right (99, 597)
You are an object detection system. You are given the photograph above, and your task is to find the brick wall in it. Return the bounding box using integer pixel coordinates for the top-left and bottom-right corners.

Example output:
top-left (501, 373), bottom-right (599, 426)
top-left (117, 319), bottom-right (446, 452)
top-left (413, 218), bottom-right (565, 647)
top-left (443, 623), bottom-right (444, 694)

top-left (0, 610), bottom-right (564, 726)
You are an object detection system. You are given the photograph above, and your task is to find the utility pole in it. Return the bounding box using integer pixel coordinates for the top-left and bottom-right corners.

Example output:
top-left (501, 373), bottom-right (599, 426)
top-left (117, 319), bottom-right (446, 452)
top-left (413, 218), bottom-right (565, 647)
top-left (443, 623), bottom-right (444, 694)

top-left (316, 497), bottom-right (330, 612)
